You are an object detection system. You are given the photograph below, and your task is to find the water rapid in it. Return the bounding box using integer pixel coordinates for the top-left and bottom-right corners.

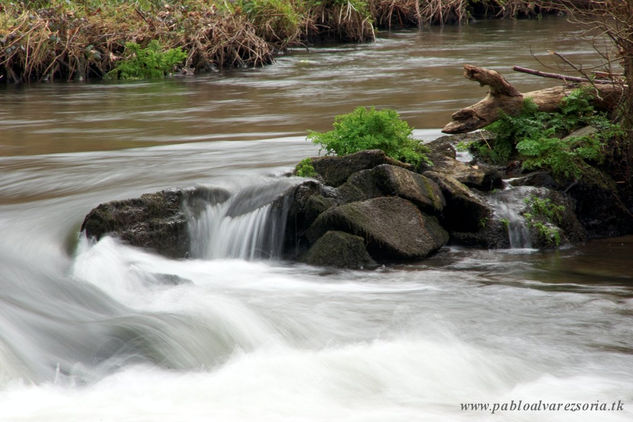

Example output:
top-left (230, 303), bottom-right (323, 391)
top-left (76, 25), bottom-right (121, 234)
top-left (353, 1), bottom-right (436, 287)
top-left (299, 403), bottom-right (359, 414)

top-left (1, 17), bottom-right (632, 422)
top-left (188, 179), bottom-right (296, 260)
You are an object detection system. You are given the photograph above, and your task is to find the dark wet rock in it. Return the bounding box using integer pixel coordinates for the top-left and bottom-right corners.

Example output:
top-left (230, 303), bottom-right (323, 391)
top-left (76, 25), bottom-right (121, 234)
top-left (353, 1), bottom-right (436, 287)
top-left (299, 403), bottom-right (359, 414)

top-left (81, 187), bottom-right (229, 258)
top-left (280, 180), bottom-right (339, 258)
top-left (507, 171), bottom-right (559, 189)
top-left (302, 230), bottom-right (377, 269)
top-left (565, 173), bottom-right (633, 239)
top-left (450, 219), bottom-right (510, 249)
top-left (306, 197), bottom-right (448, 261)
top-left (545, 190), bottom-right (587, 245)
top-left (337, 164), bottom-right (445, 214)
top-left (423, 171), bottom-right (492, 234)
top-left (308, 149), bottom-right (412, 187)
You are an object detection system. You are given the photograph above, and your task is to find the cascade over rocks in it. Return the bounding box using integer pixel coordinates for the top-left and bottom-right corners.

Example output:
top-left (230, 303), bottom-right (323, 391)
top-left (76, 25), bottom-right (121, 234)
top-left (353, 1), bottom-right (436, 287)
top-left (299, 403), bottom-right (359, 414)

top-left (80, 126), bottom-right (631, 270)
top-left (81, 187), bottom-right (230, 258)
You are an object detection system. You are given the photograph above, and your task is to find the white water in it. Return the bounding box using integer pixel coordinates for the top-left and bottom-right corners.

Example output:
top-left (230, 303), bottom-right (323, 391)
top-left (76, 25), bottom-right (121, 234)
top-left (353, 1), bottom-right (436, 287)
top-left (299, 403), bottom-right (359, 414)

top-left (2, 18), bottom-right (633, 421)
top-left (188, 180), bottom-right (296, 260)
top-left (488, 186), bottom-right (543, 249)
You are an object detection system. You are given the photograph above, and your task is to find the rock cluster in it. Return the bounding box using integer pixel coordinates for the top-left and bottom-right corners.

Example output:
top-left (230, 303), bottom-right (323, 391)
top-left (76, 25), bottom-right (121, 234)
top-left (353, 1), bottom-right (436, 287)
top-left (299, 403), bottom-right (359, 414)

top-left (80, 133), bottom-right (632, 269)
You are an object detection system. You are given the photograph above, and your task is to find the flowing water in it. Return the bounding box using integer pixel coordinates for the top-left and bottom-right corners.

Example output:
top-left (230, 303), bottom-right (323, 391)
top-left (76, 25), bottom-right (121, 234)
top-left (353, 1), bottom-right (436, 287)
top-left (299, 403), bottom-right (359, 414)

top-left (1, 17), bottom-right (632, 421)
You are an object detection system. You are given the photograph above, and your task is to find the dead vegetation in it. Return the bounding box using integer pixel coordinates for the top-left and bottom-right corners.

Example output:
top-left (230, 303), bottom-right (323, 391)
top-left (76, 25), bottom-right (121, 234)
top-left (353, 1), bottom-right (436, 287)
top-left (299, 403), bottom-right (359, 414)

top-left (0, 0), bottom-right (591, 83)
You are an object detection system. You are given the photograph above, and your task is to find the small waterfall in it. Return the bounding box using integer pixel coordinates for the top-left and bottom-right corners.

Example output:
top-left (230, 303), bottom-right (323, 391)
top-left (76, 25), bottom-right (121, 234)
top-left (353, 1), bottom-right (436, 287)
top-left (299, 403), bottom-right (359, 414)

top-left (487, 186), bottom-right (546, 249)
top-left (187, 180), bottom-right (296, 260)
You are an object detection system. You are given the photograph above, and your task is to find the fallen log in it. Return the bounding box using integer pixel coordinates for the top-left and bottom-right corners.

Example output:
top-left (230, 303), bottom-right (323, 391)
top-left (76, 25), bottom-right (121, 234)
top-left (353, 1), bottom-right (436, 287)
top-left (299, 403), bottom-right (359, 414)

top-left (442, 64), bottom-right (624, 134)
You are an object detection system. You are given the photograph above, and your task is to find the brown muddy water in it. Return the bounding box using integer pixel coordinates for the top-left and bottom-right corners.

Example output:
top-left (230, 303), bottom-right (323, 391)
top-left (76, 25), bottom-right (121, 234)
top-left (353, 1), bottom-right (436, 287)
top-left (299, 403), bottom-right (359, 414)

top-left (0, 16), bottom-right (632, 422)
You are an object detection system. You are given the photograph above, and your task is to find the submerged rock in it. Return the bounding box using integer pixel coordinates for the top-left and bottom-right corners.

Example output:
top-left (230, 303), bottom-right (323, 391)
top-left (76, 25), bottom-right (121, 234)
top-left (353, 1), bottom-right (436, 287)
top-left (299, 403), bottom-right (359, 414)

top-left (302, 230), bottom-right (376, 269)
top-left (306, 197), bottom-right (449, 261)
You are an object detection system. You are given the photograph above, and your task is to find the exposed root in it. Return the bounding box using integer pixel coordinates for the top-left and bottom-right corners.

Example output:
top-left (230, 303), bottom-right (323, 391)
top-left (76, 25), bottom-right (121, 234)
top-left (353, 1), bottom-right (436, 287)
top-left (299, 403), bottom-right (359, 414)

top-left (370, 0), bottom-right (422, 29)
top-left (302, 1), bottom-right (375, 43)
top-left (184, 13), bottom-right (274, 70)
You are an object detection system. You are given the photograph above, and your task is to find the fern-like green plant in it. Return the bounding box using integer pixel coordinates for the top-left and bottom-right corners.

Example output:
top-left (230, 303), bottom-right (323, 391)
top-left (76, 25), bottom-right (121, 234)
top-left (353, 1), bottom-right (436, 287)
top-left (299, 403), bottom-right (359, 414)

top-left (477, 89), bottom-right (622, 180)
top-left (295, 157), bottom-right (317, 177)
top-left (107, 40), bottom-right (187, 80)
top-left (308, 106), bottom-right (431, 168)
top-left (523, 196), bottom-right (565, 247)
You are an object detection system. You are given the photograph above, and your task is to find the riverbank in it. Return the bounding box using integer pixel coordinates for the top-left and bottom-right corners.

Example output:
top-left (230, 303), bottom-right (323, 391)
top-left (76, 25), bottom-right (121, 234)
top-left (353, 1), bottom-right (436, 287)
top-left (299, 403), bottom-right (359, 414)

top-left (0, 0), bottom-right (565, 84)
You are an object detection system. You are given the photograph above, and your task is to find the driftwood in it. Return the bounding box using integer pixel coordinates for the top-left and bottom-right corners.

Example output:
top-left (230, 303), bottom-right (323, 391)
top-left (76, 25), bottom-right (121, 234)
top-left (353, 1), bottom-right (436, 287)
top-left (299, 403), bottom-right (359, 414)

top-left (442, 64), bottom-right (624, 134)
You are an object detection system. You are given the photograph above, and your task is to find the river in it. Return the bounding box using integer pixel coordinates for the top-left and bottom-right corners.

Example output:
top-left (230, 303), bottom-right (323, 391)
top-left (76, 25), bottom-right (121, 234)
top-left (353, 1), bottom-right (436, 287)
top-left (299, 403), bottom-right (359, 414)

top-left (1, 16), bottom-right (632, 421)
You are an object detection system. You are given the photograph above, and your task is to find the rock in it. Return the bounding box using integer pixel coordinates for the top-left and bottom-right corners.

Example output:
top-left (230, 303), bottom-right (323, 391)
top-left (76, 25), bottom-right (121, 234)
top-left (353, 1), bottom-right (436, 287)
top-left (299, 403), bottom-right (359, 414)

top-left (544, 190), bottom-right (587, 244)
top-left (450, 219), bottom-right (510, 249)
top-left (371, 164), bottom-right (446, 213)
top-left (425, 132), bottom-right (502, 191)
top-left (336, 164), bottom-right (445, 214)
top-left (309, 149), bottom-right (412, 187)
top-left (306, 197), bottom-right (449, 261)
top-left (335, 168), bottom-right (384, 204)
top-left (565, 172), bottom-right (633, 238)
top-left (81, 187), bottom-right (230, 258)
top-left (507, 171), bottom-right (559, 189)
top-left (432, 154), bottom-right (502, 191)
top-left (564, 126), bottom-right (598, 140)
top-left (280, 180), bottom-right (338, 257)
top-left (423, 171), bottom-right (492, 234)
top-left (425, 135), bottom-right (458, 162)
top-left (302, 231), bottom-right (377, 269)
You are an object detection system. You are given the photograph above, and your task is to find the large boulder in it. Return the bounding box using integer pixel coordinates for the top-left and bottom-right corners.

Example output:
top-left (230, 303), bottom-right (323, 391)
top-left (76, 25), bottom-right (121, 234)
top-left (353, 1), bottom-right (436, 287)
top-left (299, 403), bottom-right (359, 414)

top-left (423, 171), bottom-right (492, 234)
top-left (337, 164), bottom-right (445, 215)
top-left (306, 197), bottom-right (449, 261)
top-left (279, 180), bottom-right (339, 258)
top-left (81, 187), bottom-right (229, 258)
top-left (307, 149), bottom-right (412, 187)
top-left (302, 231), bottom-right (377, 269)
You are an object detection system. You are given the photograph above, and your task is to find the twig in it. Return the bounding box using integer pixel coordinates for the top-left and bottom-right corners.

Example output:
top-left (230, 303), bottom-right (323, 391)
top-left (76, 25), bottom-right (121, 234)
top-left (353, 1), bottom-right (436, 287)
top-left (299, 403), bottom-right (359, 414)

top-left (512, 65), bottom-right (615, 84)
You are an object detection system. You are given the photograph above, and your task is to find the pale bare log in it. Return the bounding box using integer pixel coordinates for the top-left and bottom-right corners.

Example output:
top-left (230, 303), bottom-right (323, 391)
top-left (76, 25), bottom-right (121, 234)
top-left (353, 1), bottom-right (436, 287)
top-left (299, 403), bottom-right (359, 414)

top-left (442, 64), bottom-right (623, 134)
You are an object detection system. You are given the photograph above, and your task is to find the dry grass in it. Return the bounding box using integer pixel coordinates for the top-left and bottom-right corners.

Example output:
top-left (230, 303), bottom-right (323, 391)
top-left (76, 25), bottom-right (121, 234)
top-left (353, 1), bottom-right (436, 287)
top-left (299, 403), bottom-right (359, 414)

top-left (370, 0), bottom-right (422, 29)
top-left (300, 1), bottom-right (374, 43)
top-left (0, 0), bottom-right (588, 83)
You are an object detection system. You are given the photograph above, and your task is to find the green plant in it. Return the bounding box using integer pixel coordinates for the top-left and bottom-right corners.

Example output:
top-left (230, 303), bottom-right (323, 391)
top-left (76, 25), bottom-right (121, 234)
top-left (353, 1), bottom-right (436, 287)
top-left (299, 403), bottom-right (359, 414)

top-left (107, 40), bottom-right (187, 80)
top-left (307, 106), bottom-right (432, 167)
top-left (527, 220), bottom-right (561, 247)
top-left (524, 196), bottom-right (565, 224)
top-left (295, 157), bottom-right (317, 177)
top-left (478, 90), bottom-right (622, 180)
top-left (523, 195), bottom-right (566, 247)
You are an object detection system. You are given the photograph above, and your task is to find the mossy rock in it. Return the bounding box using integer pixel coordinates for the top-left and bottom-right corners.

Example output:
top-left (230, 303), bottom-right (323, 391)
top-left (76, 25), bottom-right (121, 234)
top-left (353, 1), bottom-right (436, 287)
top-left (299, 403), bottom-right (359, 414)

top-left (306, 196), bottom-right (448, 261)
top-left (423, 171), bottom-right (492, 234)
top-left (302, 230), bottom-right (376, 269)
top-left (336, 164), bottom-right (445, 215)
top-left (81, 187), bottom-right (230, 258)
top-left (309, 149), bottom-right (411, 187)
